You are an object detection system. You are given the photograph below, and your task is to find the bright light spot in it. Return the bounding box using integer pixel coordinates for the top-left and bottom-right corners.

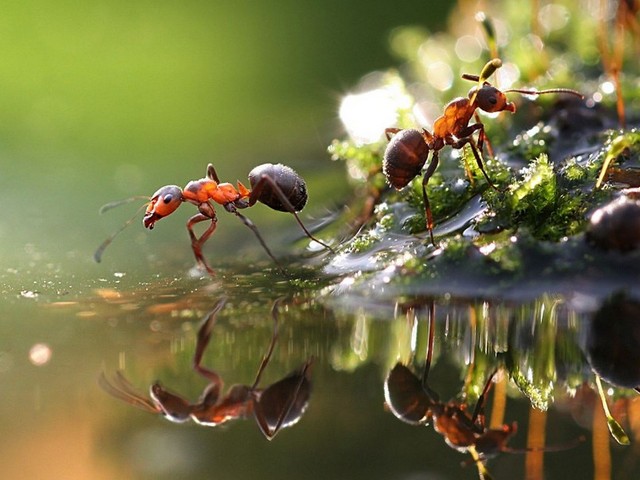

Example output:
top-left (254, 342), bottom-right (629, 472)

top-left (426, 61), bottom-right (454, 91)
top-left (114, 272), bottom-right (126, 278)
top-left (538, 4), bottom-right (570, 33)
top-left (496, 62), bottom-right (520, 89)
top-left (29, 343), bottom-right (52, 366)
top-left (478, 243), bottom-right (496, 255)
top-left (339, 276), bottom-right (356, 288)
top-left (339, 87), bottom-right (405, 144)
top-left (20, 290), bottom-right (38, 299)
top-left (600, 81), bottom-right (615, 95)
top-left (455, 35), bottom-right (483, 63)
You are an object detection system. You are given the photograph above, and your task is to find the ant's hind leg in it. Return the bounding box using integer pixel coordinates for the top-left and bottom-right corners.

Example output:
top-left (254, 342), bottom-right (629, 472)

top-left (224, 204), bottom-right (282, 269)
top-left (421, 152), bottom-right (440, 246)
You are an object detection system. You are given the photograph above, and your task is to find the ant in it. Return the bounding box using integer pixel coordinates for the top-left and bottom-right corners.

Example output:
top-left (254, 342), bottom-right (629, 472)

top-left (384, 302), bottom-right (583, 479)
top-left (94, 163), bottom-right (333, 275)
top-left (383, 58), bottom-right (583, 245)
top-left (99, 298), bottom-right (313, 440)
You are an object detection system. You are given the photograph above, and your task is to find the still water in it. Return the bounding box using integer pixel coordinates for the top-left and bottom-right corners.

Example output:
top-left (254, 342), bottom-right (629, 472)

top-left (1, 250), bottom-right (639, 479)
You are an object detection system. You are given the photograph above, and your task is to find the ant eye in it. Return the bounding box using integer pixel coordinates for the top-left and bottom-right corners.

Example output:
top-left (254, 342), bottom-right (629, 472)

top-left (163, 194), bottom-right (173, 204)
top-left (489, 96), bottom-right (497, 105)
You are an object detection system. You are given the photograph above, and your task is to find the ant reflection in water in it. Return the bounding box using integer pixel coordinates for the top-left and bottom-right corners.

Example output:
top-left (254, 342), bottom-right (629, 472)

top-left (100, 298), bottom-right (313, 440)
top-left (384, 302), bottom-right (581, 479)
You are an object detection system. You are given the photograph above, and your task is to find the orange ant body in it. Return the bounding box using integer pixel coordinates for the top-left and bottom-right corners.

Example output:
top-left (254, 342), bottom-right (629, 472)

top-left (383, 58), bottom-right (583, 245)
top-left (384, 302), bottom-right (583, 478)
top-left (95, 163), bottom-right (332, 274)
top-left (100, 298), bottom-right (313, 440)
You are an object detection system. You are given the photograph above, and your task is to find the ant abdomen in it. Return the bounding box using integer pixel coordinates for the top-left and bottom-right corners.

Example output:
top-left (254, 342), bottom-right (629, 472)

top-left (383, 129), bottom-right (430, 189)
top-left (248, 163), bottom-right (308, 212)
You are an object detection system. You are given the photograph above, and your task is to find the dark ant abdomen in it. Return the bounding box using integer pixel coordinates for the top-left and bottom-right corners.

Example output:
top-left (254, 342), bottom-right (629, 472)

top-left (249, 163), bottom-right (308, 212)
top-left (383, 129), bottom-right (429, 189)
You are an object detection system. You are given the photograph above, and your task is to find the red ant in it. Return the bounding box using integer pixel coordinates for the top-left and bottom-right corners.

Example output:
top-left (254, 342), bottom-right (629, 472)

top-left (95, 163), bottom-right (333, 274)
top-left (384, 302), bottom-right (583, 478)
top-left (99, 298), bottom-right (313, 440)
top-left (383, 58), bottom-right (583, 245)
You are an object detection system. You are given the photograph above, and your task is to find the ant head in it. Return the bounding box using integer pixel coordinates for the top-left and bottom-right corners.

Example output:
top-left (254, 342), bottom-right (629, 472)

top-left (143, 185), bottom-right (183, 229)
top-left (469, 84), bottom-right (516, 114)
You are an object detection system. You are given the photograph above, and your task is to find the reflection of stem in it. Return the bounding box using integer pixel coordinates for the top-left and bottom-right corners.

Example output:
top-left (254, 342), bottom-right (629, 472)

top-left (595, 375), bottom-right (630, 445)
top-left (593, 380), bottom-right (612, 480)
top-left (468, 445), bottom-right (494, 480)
top-left (525, 407), bottom-right (546, 480)
top-left (489, 373), bottom-right (507, 430)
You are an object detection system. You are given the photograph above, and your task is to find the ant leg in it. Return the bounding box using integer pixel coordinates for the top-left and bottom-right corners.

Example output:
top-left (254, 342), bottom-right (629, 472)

top-left (249, 175), bottom-right (335, 252)
top-left (251, 298), bottom-right (282, 389)
top-left (192, 300), bottom-right (228, 406)
top-left (470, 369), bottom-right (498, 429)
top-left (186, 213), bottom-right (217, 275)
top-left (452, 136), bottom-right (499, 191)
top-left (193, 298), bottom-right (226, 384)
top-left (206, 164), bottom-right (221, 183)
top-left (473, 116), bottom-right (495, 159)
top-left (385, 127), bottom-right (402, 140)
top-left (223, 204), bottom-right (282, 269)
top-left (253, 360), bottom-right (313, 440)
top-left (421, 301), bottom-right (440, 402)
top-left (421, 151), bottom-right (440, 246)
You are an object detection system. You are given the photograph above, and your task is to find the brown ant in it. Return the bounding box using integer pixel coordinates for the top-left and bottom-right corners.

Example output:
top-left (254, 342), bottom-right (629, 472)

top-left (384, 301), bottom-right (583, 478)
top-left (383, 58), bottom-right (583, 245)
top-left (99, 298), bottom-right (313, 440)
top-left (95, 163), bottom-right (333, 275)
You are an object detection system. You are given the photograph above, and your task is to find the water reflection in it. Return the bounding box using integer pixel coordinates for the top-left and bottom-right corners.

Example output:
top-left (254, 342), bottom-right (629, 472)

top-left (383, 301), bottom-right (581, 480)
top-left (7, 277), bottom-right (640, 479)
top-left (325, 292), bottom-right (640, 479)
top-left (100, 298), bottom-right (313, 440)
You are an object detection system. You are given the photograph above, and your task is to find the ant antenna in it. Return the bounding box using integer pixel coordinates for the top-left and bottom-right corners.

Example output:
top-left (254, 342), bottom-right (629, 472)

top-left (503, 87), bottom-right (584, 99)
top-left (94, 199), bottom-right (149, 263)
top-left (98, 195), bottom-right (149, 214)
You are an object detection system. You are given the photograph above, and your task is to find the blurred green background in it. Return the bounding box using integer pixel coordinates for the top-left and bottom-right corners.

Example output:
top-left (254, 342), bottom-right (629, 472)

top-left (0, 0), bottom-right (453, 278)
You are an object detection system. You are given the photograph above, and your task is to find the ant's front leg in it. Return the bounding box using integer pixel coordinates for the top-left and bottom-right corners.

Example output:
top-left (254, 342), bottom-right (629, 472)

top-left (192, 299), bottom-right (226, 404)
top-left (470, 369), bottom-right (498, 430)
top-left (471, 115), bottom-right (495, 159)
top-left (186, 211), bottom-right (218, 275)
top-left (450, 135), bottom-right (499, 191)
top-left (249, 175), bottom-right (334, 253)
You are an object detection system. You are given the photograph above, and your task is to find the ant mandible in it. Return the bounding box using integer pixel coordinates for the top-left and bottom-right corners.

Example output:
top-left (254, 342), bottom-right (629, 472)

top-left (384, 302), bottom-right (583, 478)
top-left (383, 58), bottom-right (583, 245)
top-left (99, 298), bottom-right (314, 440)
top-left (95, 162), bottom-right (333, 275)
